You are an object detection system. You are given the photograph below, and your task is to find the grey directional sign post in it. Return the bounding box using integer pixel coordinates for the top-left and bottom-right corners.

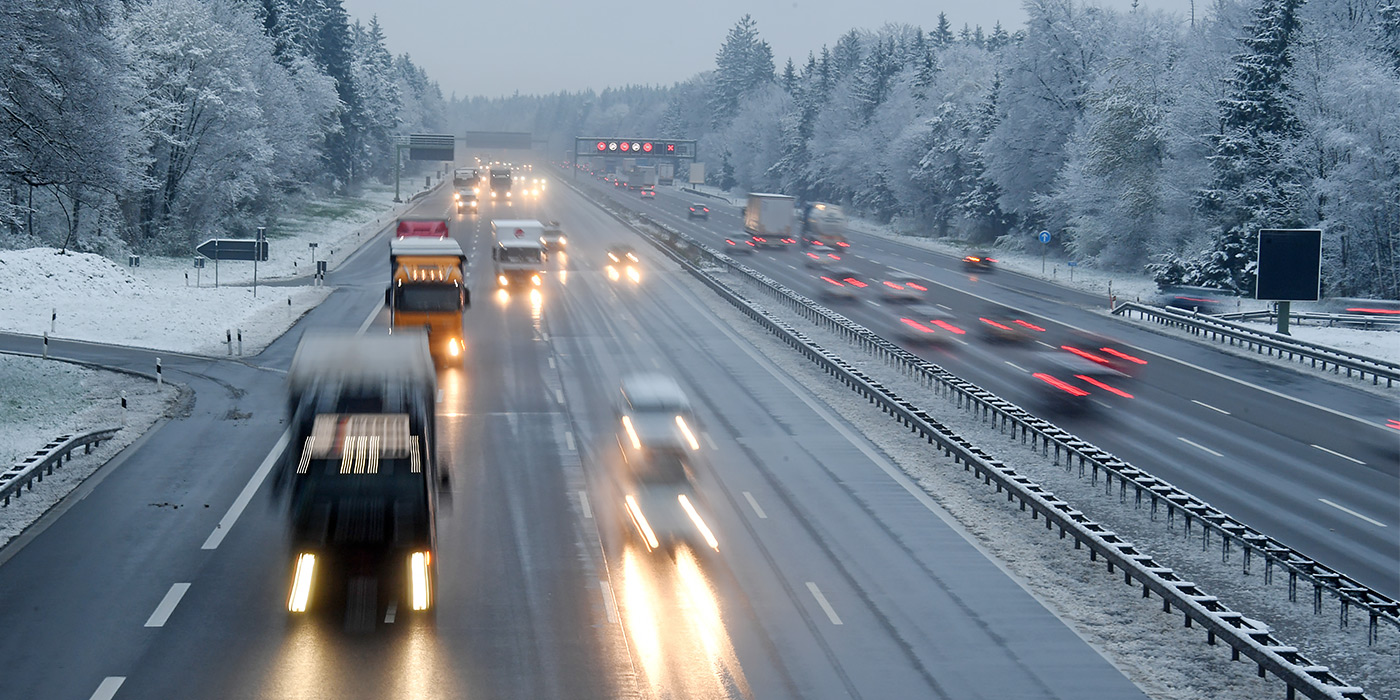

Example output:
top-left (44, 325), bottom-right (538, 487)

top-left (197, 238), bottom-right (268, 288)
top-left (1038, 230), bottom-right (1051, 273)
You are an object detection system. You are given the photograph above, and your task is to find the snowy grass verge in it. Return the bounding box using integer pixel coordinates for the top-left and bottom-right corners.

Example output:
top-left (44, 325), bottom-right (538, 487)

top-left (0, 355), bottom-right (178, 550)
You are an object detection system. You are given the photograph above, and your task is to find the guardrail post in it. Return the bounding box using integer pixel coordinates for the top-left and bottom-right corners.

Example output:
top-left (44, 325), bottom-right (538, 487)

top-left (237, 329), bottom-right (243, 356)
top-left (226, 329), bottom-right (232, 355)
top-left (42, 332), bottom-right (48, 360)
top-left (156, 358), bottom-right (162, 386)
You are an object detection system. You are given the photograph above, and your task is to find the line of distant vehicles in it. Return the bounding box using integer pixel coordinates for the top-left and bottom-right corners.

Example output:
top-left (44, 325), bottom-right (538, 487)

top-left (451, 163), bottom-right (548, 213)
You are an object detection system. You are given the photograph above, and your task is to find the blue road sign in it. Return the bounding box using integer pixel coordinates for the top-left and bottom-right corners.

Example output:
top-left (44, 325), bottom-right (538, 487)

top-left (1038, 230), bottom-right (1051, 243)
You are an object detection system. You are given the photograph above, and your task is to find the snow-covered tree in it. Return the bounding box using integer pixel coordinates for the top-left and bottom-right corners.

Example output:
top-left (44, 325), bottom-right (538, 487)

top-left (710, 15), bottom-right (774, 126)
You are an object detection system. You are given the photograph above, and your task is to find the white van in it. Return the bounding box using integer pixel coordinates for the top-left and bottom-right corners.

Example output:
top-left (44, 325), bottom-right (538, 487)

top-left (490, 219), bottom-right (547, 287)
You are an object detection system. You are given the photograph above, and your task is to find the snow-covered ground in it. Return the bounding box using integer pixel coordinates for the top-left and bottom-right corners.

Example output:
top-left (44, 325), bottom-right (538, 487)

top-left (0, 355), bottom-right (176, 549)
top-left (0, 182), bottom-right (437, 355)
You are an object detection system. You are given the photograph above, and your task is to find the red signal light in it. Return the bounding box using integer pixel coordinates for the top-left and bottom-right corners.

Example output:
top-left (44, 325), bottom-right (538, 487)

top-left (619, 142), bottom-right (630, 152)
top-left (642, 142), bottom-right (653, 152)
top-left (596, 141), bottom-right (606, 151)
top-left (666, 143), bottom-right (675, 153)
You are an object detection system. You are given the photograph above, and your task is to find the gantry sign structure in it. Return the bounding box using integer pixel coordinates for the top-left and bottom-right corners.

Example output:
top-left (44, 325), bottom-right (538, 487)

top-left (574, 137), bottom-right (697, 160)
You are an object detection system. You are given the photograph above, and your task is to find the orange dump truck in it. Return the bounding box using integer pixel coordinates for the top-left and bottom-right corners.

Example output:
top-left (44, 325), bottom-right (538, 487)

top-left (387, 234), bottom-right (469, 360)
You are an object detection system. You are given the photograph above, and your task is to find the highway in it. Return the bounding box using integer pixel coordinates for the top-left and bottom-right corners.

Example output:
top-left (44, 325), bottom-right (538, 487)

top-left (0, 180), bottom-right (1152, 699)
top-left (568, 168), bottom-right (1400, 598)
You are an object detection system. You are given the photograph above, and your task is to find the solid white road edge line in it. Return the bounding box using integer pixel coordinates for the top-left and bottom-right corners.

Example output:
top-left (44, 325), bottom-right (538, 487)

top-left (357, 298), bottom-right (384, 335)
top-left (743, 491), bottom-right (768, 519)
top-left (806, 582), bottom-right (843, 625)
top-left (202, 428), bottom-right (291, 550)
top-left (1177, 437), bottom-right (1224, 458)
top-left (144, 582), bottom-right (191, 627)
top-left (89, 677), bottom-right (125, 700)
top-left (1311, 444), bottom-right (1366, 465)
top-left (1318, 499), bottom-right (1387, 528)
top-left (600, 580), bottom-right (620, 623)
top-left (1191, 399), bottom-right (1231, 415)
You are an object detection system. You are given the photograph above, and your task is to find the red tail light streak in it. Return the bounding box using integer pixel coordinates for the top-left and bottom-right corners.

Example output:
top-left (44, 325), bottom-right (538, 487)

top-left (900, 318), bottom-right (936, 333)
top-left (906, 282), bottom-right (927, 291)
top-left (1062, 345), bottom-right (1112, 364)
top-left (1386, 419), bottom-right (1400, 431)
top-left (1013, 319), bottom-right (1046, 332)
top-left (1100, 347), bottom-right (1147, 365)
top-left (1074, 374), bottom-right (1134, 398)
top-left (843, 277), bottom-right (867, 288)
top-left (980, 317), bottom-right (1012, 331)
top-left (931, 320), bottom-right (966, 334)
top-left (1033, 373), bottom-right (1089, 396)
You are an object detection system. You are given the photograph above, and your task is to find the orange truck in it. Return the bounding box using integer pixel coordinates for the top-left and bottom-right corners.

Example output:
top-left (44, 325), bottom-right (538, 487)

top-left (387, 229), bottom-right (469, 360)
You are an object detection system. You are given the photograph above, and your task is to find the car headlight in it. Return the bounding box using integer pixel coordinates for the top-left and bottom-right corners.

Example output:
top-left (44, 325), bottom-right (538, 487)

top-left (498, 274), bottom-right (508, 286)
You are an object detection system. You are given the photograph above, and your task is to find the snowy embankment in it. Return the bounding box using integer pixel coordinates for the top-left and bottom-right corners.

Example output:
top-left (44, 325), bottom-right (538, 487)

top-left (0, 183), bottom-right (427, 547)
top-left (0, 183), bottom-right (426, 355)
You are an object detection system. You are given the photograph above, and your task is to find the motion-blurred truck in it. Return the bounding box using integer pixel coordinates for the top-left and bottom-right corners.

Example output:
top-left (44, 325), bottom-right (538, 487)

top-left (282, 331), bottom-right (441, 616)
top-left (656, 163), bottom-right (674, 186)
top-left (801, 202), bottom-right (848, 248)
top-left (744, 193), bottom-right (797, 249)
top-left (387, 228), bottom-right (469, 360)
top-left (490, 218), bottom-right (547, 288)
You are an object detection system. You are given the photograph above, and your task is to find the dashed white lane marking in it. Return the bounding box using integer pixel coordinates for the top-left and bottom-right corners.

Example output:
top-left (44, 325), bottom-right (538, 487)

top-left (806, 582), bottom-right (843, 625)
top-left (89, 677), bottom-right (125, 700)
top-left (1178, 437), bottom-right (1223, 458)
top-left (651, 357), bottom-right (662, 368)
top-left (579, 490), bottom-right (593, 519)
top-left (436, 389), bottom-right (444, 403)
top-left (936, 304), bottom-right (952, 311)
top-left (743, 491), bottom-right (768, 519)
top-left (548, 356), bottom-right (556, 369)
top-left (565, 431), bottom-right (576, 451)
top-left (702, 432), bottom-right (718, 451)
top-left (1004, 361), bottom-right (1027, 373)
top-left (541, 332), bottom-right (550, 341)
top-left (1037, 340), bottom-right (1056, 349)
top-left (600, 581), bottom-right (620, 623)
top-left (144, 583), bottom-right (191, 627)
top-left (1318, 499), bottom-right (1387, 527)
top-left (384, 601), bottom-right (398, 624)
top-left (951, 337), bottom-right (969, 346)
top-left (1191, 399), bottom-right (1230, 415)
top-left (203, 428), bottom-right (291, 550)
top-left (555, 389), bottom-right (565, 404)
top-left (1311, 444), bottom-right (1366, 465)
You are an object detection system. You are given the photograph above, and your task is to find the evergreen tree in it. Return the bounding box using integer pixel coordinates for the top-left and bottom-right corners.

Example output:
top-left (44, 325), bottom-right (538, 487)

top-left (933, 13), bottom-right (954, 47)
top-left (781, 58), bottom-right (798, 94)
top-left (960, 24), bottom-right (973, 43)
top-left (987, 22), bottom-right (1011, 52)
top-left (710, 15), bottom-right (774, 126)
top-left (832, 30), bottom-right (863, 80)
top-left (1379, 4), bottom-right (1400, 72)
top-left (913, 28), bottom-right (937, 99)
top-left (1186, 0), bottom-right (1307, 292)
top-left (309, 0), bottom-right (361, 188)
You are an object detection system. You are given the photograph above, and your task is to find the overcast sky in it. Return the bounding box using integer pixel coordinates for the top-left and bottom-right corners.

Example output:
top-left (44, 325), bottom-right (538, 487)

top-left (342, 0), bottom-right (1200, 99)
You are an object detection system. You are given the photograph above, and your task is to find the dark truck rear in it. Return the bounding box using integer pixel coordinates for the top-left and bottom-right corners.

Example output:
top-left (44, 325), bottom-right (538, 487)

top-left (282, 332), bottom-right (441, 616)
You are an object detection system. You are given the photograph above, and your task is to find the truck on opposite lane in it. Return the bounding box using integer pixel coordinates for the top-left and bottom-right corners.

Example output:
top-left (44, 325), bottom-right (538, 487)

top-left (744, 193), bottom-right (797, 249)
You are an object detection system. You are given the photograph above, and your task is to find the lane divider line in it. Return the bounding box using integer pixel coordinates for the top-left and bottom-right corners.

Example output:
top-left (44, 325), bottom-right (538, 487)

top-left (357, 298), bottom-right (384, 335)
top-left (548, 356), bottom-right (556, 369)
top-left (600, 581), bottom-right (620, 623)
top-left (565, 430), bottom-right (576, 451)
top-left (743, 491), bottom-right (767, 519)
top-left (202, 428), bottom-right (291, 550)
top-left (702, 432), bottom-right (718, 451)
top-left (1177, 437), bottom-right (1223, 458)
top-left (579, 490), bottom-right (593, 519)
top-left (806, 582), bottom-right (843, 625)
top-left (384, 601), bottom-right (397, 624)
top-left (89, 677), bottom-right (125, 700)
top-left (1191, 399), bottom-right (1230, 415)
top-left (1004, 361), bottom-right (1026, 373)
top-left (144, 583), bottom-right (191, 627)
top-left (1311, 444), bottom-right (1366, 465)
top-left (555, 389), bottom-right (565, 405)
top-left (1318, 499), bottom-right (1387, 527)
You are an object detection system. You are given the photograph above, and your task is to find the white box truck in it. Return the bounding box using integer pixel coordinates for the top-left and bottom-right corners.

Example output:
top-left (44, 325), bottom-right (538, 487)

top-left (743, 193), bottom-right (797, 249)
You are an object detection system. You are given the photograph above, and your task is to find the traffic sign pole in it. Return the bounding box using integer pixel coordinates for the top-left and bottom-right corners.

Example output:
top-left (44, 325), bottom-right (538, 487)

top-left (1038, 230), bottom-right (1051, 274)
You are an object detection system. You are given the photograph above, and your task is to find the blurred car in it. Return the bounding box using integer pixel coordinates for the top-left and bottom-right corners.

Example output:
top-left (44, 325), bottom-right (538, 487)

top-left (454, 190), bottom-right (478, 214)
top-left (803, 244), bottom-right (841, 268)
top-left (817, 268), bottom-right (866, 301)
top-left (1155, 285), bottom-right (1230, 315)
top-left (688, 203), bottom-right (710, 220)
top-left (1026, 350), bottom-right (1133, 414)
top-left (540, 221), bottom-right (566, 250)
top-left (962, 252), bottom-right (997, 272)
top-left (1060, 331), bottom-right (1149, 379)
top-left (895, 304), bottom-right (966, 345)
top-left (614, 374), bottom-right (717, 553)
top-left (879, 276), bottom-right (928, 303)
top-left (606, 245), bottom-right (641, 283)
top-left (639, 186), bottom-right (656, 199)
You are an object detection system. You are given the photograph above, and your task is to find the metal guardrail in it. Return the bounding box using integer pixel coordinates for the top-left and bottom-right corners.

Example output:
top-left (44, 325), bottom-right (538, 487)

top-left (1, 428), bottom-right (121, 506)
top-left (1218, 309), bottom-right (1400, 329)
top-left (679, 187), bottom-right (732, 205)
top-left (568, 186), bottom-right (1377, 700)
top-left (1114, 302), bottom-right (1399, 387)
